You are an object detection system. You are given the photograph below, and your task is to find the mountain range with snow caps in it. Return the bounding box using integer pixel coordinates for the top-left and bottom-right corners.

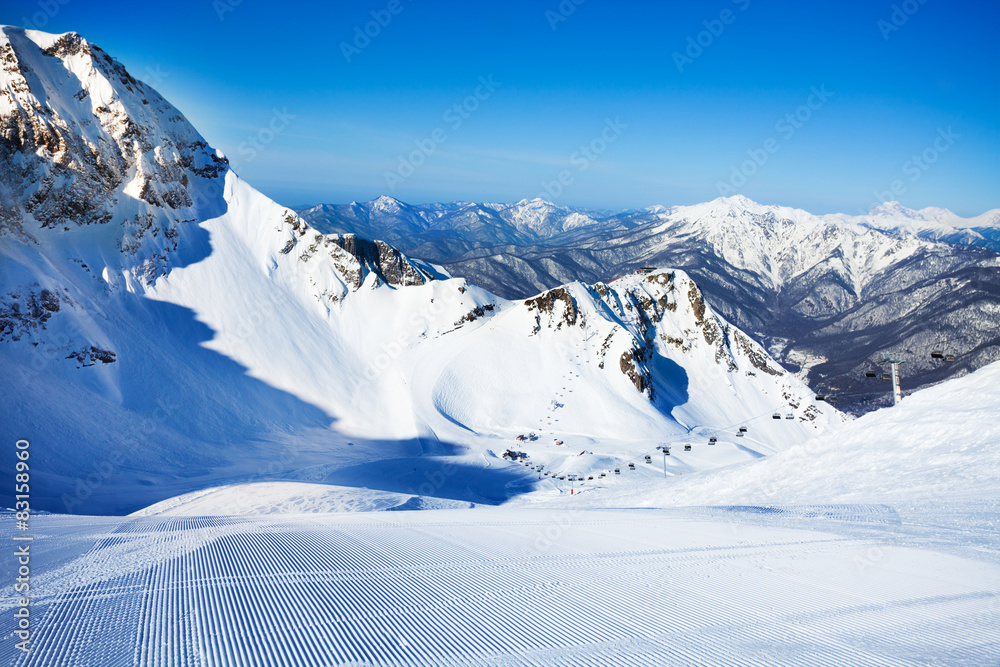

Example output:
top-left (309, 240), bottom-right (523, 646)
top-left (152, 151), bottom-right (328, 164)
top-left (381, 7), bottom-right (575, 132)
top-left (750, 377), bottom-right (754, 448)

top-left (0, 26), bottom-right (843, 514)
top-left (300, 194), bottom-right (1000, 413)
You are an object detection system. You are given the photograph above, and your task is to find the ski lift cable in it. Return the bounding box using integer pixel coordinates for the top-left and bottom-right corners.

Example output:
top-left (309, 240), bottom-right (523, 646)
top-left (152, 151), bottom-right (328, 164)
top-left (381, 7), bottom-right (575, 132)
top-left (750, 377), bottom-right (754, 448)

top-left (550, 364), bottom-right (865, 477)
top-left (698, 402), bottom-right (802, 438)
top-left (572, 402), bottom-right (794, 479)
top-left (563, 329), bottom-right (1000, 479)
top-left (859, 329), bottom-right (1000, 380)
top-left (931, 321), bottom-right (1000, 349)
top-left (584, 401), bottom-right (804, 478)
top-left (878, 322), bottom-right (1000, 366)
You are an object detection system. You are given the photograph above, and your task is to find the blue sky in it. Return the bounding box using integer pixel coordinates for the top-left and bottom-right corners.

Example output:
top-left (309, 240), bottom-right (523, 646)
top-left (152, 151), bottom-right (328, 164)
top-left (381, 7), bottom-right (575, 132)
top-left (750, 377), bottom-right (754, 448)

top-left (4, 0), bottom-right (998, 214)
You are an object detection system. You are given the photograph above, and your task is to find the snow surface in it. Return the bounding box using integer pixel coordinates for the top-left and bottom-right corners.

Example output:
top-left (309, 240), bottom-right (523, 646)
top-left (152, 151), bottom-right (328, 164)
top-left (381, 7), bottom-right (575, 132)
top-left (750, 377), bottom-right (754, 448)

top-left (133, 482), bottom-right (474, 516)
top-left (2, 504), bottom-right (997, 666)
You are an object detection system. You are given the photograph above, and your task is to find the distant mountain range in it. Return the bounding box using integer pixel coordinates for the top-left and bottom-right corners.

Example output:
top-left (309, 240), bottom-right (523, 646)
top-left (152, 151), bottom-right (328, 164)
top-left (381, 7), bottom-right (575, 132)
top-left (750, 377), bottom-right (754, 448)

top-left (298, 195), bottom-right (1000, 413)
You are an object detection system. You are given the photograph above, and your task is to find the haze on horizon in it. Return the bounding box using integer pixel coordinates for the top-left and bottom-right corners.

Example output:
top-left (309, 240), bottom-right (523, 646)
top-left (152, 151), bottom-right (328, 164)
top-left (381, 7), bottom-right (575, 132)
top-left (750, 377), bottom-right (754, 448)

top-left (2, 0), bottom-right (997, 216)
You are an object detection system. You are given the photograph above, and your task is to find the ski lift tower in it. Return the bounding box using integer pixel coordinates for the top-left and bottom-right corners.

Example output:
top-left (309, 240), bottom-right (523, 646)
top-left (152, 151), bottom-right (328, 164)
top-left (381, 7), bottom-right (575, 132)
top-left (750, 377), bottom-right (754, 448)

top-left (879, 353), bottom-right (905, 405)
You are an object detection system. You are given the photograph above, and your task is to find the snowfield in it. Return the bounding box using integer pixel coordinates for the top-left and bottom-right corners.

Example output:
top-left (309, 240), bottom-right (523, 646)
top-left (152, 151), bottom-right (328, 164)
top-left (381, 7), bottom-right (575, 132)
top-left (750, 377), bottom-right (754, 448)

top-left (2, 506), bottom-right (998, 667)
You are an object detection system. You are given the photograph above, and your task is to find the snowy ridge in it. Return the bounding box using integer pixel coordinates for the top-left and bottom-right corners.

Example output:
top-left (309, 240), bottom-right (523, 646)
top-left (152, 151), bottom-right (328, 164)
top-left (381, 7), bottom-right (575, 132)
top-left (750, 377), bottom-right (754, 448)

top-left (864, 200), bottom-right (1000, 250)
top-left (133, 482), bottom-right (474, 516)
top-left (415, 269), bottom-right (842, 451)
top-left (636, 196), bottom-right (935, 293)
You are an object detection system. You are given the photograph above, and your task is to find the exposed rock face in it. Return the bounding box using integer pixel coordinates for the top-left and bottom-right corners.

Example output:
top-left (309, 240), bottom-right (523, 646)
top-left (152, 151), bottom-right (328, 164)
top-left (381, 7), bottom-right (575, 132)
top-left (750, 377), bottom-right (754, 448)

top-left (524, 287), bottom-right (579, 334)
top-left (0, 27), bottom-right (226, 275)
top-left (619, 344), bottom-right (652, 396)
top-left (598, 270), bottom-right (799, 400)
top-left (326, 234), bottom-right (430, 289)
top-left (288, 217), bottom-right (435, 295)
top-left (66, 345), bottom-right (116, 366)
top-left (455, 303), bottom-right (495, 325)
top-left (510, 269), bottom-right (801, 405)
top-left (0, 285), bottom-right (66, 341)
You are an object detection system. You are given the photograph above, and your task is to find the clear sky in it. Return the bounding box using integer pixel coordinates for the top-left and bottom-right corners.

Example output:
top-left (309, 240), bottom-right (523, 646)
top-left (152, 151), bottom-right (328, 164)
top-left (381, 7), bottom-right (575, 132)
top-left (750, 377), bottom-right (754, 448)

top-left (4, 0), bottom-right (998, 215)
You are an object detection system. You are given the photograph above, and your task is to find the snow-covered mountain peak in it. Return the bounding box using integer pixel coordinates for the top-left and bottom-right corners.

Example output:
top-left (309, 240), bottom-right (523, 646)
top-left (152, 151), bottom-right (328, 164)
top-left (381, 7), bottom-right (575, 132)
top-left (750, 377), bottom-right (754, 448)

top-left (0, 24), bottom-right (229, 282)
top-left (667, 196), bottom-right (790, 230)
top-left (0, 26), bottom-right (450, 348)
top-left (370, 194), bottom-right (406, 212)
top-left (507, 197), bottom-right (560, 210)
top-left (682, 195), bottom-right (781, 221)
top-left (711, 194), bottom-right (762, 213)
top-left (869, 201), bottom-right (921, 219)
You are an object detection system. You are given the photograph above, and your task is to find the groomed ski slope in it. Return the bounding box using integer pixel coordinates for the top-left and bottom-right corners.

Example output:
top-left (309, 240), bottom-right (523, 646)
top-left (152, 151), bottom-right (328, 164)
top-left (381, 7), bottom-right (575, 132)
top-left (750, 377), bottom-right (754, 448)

top-left (3, 507), bottom-right (998, 667)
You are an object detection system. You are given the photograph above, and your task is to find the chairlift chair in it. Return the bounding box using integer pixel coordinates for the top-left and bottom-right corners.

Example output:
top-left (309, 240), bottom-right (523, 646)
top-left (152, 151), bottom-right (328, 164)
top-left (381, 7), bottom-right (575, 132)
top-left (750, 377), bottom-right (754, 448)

top-left (816, 395), bottom-right (827, 401)
top-left (708, 437), bottom-right (717, 445)
top-left (772, 413), bottom-right (781, 420)
top-left (786, 413), bottom-right (794, 419)
top-left (628, 463), bottom-right (635, 470)
top-left (739, 427), bottom-right (748, 432)
top-left (931, 351), bottom-right (944, 359)
top-left (945, 354), bottom-right (956, 362)
top-left (865, 370), bottom-right (877, 377)
top-left (614, 469), bottom-right (620, 475)
top-left (684, 444), bottom-right (692, 451)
